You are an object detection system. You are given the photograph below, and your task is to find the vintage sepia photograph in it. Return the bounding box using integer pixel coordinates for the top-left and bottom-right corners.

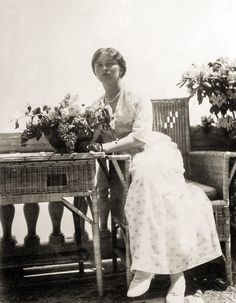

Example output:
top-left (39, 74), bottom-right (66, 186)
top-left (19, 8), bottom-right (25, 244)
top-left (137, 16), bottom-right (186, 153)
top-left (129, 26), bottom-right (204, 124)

top-left (1, 0), bottom-right (236, 302)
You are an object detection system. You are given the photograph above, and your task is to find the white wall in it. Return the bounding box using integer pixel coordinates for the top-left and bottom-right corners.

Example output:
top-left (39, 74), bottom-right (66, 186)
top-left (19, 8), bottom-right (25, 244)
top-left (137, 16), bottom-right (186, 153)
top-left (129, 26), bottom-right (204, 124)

top-left (1, 0), bottom-right (236, 131)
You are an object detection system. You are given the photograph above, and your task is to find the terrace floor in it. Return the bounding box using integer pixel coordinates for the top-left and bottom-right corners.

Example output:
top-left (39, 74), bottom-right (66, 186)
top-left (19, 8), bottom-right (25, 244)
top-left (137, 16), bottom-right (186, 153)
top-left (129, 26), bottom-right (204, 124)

top-left (0, 258), bottom-right (235, 303)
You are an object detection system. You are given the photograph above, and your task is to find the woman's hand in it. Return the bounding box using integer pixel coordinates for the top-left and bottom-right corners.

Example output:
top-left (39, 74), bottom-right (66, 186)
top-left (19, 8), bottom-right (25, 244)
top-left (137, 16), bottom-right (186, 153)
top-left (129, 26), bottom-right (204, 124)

top-left (78, 141), bottom-right (103, 152)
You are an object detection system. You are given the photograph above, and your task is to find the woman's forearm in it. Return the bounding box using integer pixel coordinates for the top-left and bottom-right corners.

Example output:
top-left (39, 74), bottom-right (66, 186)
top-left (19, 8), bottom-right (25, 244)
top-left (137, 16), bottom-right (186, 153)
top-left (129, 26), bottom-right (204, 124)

top-left (102, 135), bottom-right (145, 153)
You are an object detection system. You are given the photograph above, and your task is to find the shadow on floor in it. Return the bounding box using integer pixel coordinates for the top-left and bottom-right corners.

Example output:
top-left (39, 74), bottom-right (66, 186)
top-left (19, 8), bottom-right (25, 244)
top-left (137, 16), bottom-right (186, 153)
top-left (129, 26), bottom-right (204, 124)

top-left (0, 258), bottom-right (232, 303)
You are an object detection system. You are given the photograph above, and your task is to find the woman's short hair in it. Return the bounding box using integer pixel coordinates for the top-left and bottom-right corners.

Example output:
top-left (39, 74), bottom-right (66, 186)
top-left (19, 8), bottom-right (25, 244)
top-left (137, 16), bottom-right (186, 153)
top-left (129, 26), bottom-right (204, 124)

top-left (91, 47), bottom-right (126, 78)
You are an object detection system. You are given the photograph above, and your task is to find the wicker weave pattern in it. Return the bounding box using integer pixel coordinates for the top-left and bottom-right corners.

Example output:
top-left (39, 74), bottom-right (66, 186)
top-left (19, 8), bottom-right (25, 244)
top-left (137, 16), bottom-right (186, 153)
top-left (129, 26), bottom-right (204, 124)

top-left (212, 202), bottom-right (229, 240)
top-left (0, 160), bottom-right (94, 194)
top-left (189, 151), bottom-right (233, 240)
top-left (0, 153), bottom-right (96, 204)
top-left (152, 98), bottom-right (191, 175)
top-left (189, 151), bottom-right (226, 198)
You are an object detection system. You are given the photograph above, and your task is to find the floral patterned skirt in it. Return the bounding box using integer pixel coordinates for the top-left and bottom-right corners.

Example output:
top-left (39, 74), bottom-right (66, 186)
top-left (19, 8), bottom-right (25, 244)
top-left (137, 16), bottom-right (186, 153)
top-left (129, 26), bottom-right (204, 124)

top-left (124, 132), bottom-right (222, 274)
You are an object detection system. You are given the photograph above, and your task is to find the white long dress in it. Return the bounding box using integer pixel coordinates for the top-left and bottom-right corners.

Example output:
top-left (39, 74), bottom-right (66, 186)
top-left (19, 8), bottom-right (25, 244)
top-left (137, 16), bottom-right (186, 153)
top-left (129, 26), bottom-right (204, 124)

top-left (125, 132), bottom-right (222, 274)
top-left (94, 84), bottom-right (222, 274)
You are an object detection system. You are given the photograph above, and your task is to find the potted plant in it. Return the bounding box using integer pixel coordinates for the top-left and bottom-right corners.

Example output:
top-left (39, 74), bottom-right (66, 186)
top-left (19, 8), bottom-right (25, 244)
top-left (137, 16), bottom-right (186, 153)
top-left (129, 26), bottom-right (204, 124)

top-left (15, 94), bottom-right (115, 153)
top-left (179, 57), bottom-right (236, 147)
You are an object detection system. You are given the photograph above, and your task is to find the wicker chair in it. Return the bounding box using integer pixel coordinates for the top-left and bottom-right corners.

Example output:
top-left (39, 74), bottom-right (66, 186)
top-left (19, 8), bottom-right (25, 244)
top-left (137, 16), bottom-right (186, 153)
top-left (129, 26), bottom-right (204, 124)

top-left (151, 97), bottom-right (233, 285)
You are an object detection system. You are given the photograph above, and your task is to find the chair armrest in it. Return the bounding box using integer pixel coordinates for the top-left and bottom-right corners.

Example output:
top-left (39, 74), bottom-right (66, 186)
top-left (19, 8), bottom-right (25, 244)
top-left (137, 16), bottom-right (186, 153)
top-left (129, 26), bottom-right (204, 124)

top-left (188, 151), bottom-right (227, 199)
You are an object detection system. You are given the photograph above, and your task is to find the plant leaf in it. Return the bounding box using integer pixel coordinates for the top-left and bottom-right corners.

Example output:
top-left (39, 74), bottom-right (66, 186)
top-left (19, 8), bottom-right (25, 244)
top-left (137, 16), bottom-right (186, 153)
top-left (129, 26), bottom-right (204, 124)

top-left (43, 105), bottom-right (50, 113)
top-left (15, 119), bottom-right (19, 129)
top-left (32, 107), bottom-right (41, 115)
top-left (177, 79), bottom-right (187, 88)
top-left (197, 89), bottom-right (203, 104)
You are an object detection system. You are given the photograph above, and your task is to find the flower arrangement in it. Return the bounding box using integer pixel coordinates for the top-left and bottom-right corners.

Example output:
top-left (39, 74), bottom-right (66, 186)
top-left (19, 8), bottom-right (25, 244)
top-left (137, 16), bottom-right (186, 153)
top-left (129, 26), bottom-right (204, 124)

top-left (15, 94), bottom-right (115, 153)
top-left (178, 57), bottom-right (236, 138)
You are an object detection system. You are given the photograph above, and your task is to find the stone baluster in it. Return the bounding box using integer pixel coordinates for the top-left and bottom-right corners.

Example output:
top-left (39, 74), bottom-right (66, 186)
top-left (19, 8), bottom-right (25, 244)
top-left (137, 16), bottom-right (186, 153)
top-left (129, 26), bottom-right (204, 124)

top-left (23, 203), bottom-right (40, 247)
top-left (48, 202), bottom-right (65, 245)
top-left (74, 197), bottom-right (89, 242)
top-left (0, 204), bottom-right (16, 249)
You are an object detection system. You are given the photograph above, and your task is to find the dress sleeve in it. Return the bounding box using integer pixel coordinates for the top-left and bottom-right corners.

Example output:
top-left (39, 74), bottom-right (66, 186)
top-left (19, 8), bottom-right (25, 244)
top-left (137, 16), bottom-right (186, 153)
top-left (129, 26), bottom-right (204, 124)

top-left (127, 90), bottom-right (153, 143)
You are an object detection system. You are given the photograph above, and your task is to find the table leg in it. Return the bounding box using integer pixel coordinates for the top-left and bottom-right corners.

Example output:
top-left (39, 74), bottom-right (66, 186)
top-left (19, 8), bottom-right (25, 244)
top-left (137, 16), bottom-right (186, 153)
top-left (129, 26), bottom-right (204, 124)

top-left (90, 193), bottom-right (103, 296)
top-left (111, 218), bottom-right (118, 272)
top-left (72, 205), bottom-right (84, 273)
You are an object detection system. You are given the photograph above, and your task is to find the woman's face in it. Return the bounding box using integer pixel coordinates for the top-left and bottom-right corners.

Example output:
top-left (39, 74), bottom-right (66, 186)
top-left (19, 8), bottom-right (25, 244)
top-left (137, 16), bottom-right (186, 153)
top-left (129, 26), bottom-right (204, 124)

top-left (94, 52), bottom-right (122, 85)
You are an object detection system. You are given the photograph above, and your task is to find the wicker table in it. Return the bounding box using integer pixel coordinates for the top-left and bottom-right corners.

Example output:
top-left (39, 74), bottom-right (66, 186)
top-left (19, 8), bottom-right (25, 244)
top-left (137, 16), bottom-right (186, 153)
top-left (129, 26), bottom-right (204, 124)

top-left (0, 152), bottom-right (132, 295)
top-left (0, 152), bottom-right (104, 294)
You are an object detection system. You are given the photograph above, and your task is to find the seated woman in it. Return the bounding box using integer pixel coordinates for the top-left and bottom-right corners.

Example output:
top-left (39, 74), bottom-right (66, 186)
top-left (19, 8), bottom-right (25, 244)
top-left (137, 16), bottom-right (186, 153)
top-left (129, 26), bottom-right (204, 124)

top-left (81, 47), bottom-right (222, 303)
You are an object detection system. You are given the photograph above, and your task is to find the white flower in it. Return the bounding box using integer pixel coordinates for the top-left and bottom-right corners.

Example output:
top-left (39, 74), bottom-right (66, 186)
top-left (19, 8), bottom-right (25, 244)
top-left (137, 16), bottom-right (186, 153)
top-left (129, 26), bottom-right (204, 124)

top-left (228, 71), bottom-right (236, 83)
top-left (60, 108), bottom-right (70, 118)
top-left (70, 104), bottom-right (86, 116)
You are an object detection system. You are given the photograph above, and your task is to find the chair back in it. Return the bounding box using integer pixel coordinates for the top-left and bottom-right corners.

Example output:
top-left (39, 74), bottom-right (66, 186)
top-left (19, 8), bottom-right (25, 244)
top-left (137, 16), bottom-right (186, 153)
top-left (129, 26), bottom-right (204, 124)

top-left (151, 97), bottom-right (191, 175)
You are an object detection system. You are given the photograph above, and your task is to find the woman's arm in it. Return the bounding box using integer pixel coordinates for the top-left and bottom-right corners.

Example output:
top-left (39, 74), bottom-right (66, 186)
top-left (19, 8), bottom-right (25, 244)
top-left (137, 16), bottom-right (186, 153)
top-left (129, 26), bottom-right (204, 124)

top-left (102, 136), bottom-right (145, 153)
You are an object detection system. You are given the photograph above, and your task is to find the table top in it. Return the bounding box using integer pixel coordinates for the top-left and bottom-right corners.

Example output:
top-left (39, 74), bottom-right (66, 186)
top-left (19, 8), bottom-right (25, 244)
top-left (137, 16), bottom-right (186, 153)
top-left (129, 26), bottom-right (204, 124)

top-left (0, 152), bottom-right (131, 163)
